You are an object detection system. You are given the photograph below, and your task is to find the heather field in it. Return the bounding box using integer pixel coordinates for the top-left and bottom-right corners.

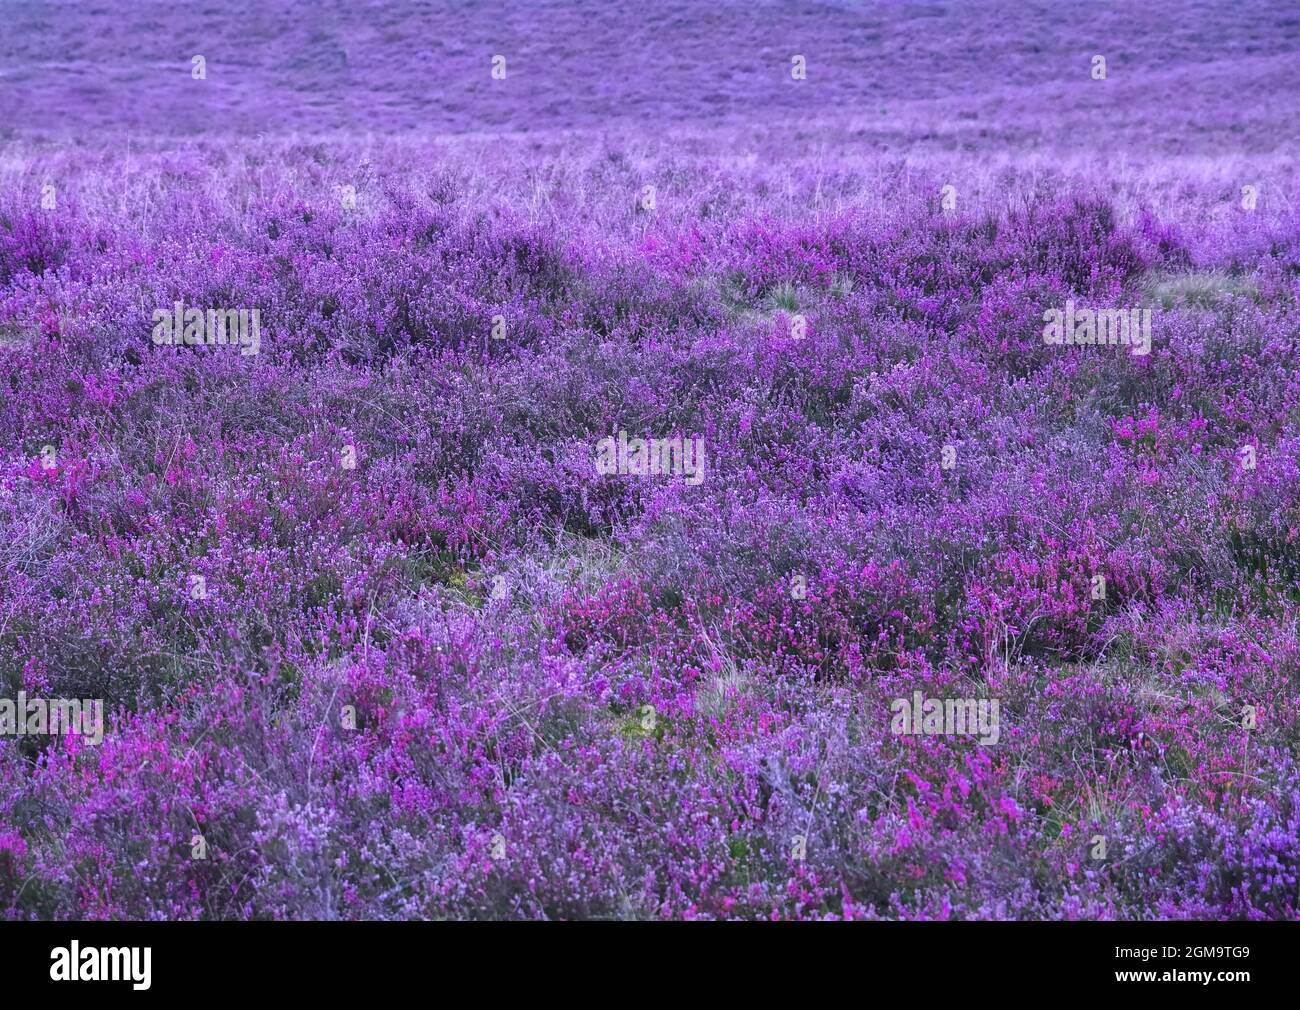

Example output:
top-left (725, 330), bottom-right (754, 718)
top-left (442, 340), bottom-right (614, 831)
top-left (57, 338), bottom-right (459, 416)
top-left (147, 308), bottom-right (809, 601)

top-left (1, 1), bottom-right (1299, 922)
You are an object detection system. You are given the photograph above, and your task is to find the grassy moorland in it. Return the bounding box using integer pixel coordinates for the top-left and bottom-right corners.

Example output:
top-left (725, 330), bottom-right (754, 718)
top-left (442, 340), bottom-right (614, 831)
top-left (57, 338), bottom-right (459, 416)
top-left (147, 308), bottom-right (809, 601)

top-left (1, 1), bottom-right (1298, 919)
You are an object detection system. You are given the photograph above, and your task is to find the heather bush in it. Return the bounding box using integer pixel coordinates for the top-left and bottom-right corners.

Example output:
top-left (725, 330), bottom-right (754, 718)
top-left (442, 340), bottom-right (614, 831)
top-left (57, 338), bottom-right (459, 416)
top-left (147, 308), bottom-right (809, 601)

top-left (2, 0), bottom-right (1299, 920)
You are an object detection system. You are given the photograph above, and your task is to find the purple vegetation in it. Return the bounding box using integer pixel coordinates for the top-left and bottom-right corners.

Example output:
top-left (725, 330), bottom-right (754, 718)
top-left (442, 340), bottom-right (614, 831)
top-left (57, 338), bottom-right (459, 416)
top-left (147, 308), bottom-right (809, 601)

top-left (1, 1), bottom-right (1299, 919)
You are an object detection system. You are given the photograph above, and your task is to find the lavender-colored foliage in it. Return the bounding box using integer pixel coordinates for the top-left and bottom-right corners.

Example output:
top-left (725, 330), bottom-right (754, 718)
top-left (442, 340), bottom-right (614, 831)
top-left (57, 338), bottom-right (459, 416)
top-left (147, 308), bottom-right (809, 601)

top-left (1, 1), bottom-right (1298, 920)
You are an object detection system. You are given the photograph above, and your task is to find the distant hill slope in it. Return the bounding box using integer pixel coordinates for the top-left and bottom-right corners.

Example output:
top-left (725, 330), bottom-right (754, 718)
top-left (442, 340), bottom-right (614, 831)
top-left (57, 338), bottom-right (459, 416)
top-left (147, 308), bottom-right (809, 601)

top-left (1, 0), bottom-right (1297, 150)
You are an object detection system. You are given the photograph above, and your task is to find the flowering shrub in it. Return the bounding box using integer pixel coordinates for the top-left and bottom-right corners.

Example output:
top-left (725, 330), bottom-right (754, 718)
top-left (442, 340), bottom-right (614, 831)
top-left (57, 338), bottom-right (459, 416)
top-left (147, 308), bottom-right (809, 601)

top-left (2, 0), bottom-right (1299, 920)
